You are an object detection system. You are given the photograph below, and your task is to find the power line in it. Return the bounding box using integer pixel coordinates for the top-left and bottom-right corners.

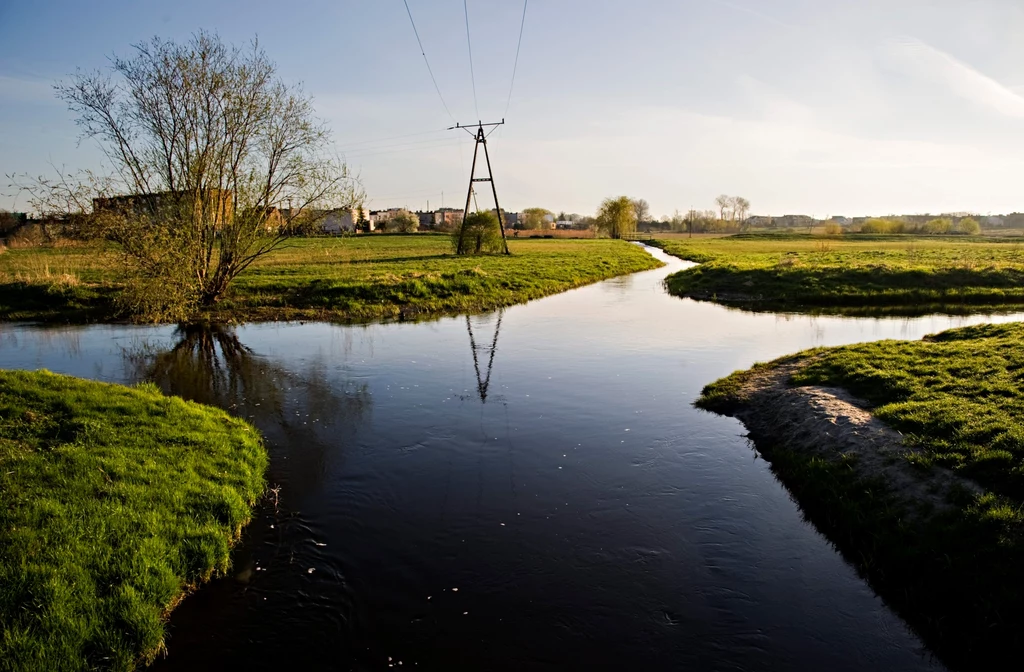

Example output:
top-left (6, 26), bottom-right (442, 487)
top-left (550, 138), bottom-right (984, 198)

top-left (463, 0), bottom-right (480, 120)
top-left (504, 0), bottom-right (529, 117)
top-left (402, 0), bottom-right (457, 123)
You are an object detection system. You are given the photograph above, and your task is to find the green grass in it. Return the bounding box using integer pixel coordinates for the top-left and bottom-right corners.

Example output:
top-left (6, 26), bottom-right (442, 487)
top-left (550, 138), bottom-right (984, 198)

top-left (653, 233), bottom-right (1024, 313)
top-left (697, 322), bottom-right (1024, 669)
top-left (0, 235), bottom-right (662, 323)
top-left (0, 370), bottom-right (267, 671)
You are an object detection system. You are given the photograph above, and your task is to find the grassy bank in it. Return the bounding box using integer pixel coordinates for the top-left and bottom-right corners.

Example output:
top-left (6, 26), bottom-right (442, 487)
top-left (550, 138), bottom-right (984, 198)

top-left (0, 236), bottom-right (662, 323)
top-left (653, 234), bottom-right (1024, 313)
top-left (698, 321), bottom-right (1024, 669)
top-left (0, 370), bottom-right (267, 670)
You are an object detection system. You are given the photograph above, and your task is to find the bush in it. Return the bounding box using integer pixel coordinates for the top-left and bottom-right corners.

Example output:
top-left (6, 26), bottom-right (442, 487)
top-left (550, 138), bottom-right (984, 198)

top-left (823, 223), bottom-right (843, 236)
top-left (924, 217), bottom-right (953, 235)
top-left (391, 209), bottom-right (419, 233)
top-left (451, 211), bottom-right (504, 254)
top-left (860, 218), bottom-right (905, 234)
top-left (958, 217), bottom-right (981, 235)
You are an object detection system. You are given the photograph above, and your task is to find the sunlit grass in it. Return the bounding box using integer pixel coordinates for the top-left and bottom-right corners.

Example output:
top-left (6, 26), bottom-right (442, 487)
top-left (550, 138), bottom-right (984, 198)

top-left (653, 234), bottom-right (1024, 312)
top-left (0, 369), bottom-right (267, 670)
top-left (0, 235), bottom-right (662, 323)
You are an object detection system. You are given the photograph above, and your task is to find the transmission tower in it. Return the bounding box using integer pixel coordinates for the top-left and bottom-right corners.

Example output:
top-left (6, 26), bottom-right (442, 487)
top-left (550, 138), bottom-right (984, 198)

top-left (452, 120), bottom-right (510, 255)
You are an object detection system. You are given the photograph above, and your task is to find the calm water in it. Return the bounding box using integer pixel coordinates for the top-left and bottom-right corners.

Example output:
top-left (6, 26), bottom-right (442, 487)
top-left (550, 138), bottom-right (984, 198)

top-left (4, 246), bottom-right (1020, 671)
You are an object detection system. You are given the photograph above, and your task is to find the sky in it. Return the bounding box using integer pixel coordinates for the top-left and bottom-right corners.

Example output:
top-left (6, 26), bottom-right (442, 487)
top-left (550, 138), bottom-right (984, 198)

top-left (3, 0), bottom-right (1024, 218)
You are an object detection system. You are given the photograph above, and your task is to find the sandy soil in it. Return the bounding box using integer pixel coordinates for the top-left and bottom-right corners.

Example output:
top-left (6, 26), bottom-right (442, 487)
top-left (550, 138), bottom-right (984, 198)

top-left (717, 360), bottom-right (982, 515)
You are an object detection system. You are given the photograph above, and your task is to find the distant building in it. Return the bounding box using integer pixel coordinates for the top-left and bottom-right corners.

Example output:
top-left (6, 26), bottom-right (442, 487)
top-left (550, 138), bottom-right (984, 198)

top-left (321, 206), bottom-right (369, 234)
top-left (93, 189), bottom-right (233, 225)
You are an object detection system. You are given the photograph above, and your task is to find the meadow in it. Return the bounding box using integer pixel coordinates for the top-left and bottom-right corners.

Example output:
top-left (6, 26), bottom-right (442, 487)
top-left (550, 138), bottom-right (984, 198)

top-left (0, 370), bottom-right (267, 670)
top-left (698, 321), bottom-right (1024, 667)
top-left (0, 235), bottom-right (662, 323)
top-left (653, 234), bottom-right (1024, 313)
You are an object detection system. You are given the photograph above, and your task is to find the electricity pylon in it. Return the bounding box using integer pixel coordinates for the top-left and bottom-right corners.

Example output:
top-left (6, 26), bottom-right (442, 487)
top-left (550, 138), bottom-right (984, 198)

top-left (452, 120), bottom-right (510, 255)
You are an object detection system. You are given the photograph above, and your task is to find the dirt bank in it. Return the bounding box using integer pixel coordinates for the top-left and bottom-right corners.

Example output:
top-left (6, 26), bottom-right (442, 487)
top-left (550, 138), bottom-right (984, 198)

top-left (707, 359), bottom-right (982, 516)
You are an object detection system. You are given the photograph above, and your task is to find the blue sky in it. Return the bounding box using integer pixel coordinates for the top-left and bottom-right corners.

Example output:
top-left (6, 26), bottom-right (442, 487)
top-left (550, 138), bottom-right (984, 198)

top-left (3, 0), bottom-right (1024, 217)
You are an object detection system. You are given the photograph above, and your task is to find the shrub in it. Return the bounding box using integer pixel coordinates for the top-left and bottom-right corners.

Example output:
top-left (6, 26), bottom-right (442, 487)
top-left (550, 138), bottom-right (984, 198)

top-left (924, 217), bottom-right (953, 235)
top-left (451, 211), bottom-right (504, 254)
top-left (391, 209), bottom-right (419, 233)
top-left (823, 223), bottom-right (843, 236)
top-left (958, 217), bottom-right (981, 235)
top-left (860, 218), bottom-right (905, 234)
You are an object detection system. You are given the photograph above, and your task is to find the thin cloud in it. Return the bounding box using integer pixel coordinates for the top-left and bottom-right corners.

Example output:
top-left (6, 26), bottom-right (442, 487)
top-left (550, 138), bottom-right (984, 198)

top-left (883, 37), bottom-right (1024, 118)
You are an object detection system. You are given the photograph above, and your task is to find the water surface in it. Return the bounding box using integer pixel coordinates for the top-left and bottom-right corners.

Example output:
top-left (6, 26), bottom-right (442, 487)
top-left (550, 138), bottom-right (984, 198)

top-left (4, 246), bottom-right (1017, 670)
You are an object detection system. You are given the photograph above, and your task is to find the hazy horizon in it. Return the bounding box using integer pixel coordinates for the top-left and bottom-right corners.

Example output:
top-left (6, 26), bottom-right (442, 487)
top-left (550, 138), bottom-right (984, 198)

top-left (3, 0), bottom-right (1024, 218)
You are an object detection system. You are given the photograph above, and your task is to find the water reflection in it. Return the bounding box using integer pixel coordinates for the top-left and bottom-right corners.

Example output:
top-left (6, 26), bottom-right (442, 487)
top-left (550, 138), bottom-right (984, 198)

top-left (465, 311), bottom-right (503, 402)
top-left (123, 323), bottom-right (372, 496)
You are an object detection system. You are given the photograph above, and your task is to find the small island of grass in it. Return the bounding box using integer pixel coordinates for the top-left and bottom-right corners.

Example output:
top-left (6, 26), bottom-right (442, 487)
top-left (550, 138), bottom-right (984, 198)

top-left (653, 234), bottom-right (1024, 314)
top-left (0, 370), bottom-right (267, 670)
top-left (697, 320), bottom-right (1024, 669)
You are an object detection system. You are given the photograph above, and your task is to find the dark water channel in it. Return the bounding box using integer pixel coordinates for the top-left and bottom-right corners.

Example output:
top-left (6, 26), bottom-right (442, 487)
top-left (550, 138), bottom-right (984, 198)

top-left (4, 246), bottom-right (1022, 671)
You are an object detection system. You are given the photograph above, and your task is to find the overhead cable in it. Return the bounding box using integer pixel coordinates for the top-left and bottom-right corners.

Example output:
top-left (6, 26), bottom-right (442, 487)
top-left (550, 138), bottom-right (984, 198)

top-left (402, 0), bottom-right (457, 123)
top-left (464, 0), bottom-right (480, 119)
top-left (504, 0), bottom-right (529, 118)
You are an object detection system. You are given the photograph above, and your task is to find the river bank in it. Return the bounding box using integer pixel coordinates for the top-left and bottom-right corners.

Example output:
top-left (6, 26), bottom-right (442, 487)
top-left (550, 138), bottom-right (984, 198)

top-left (652, 234), bottom-right (1024, 314)
top-left (697, 321), bottom-right (1024, 669)
top-left (0, 370), bottom-right (267, 670)
top-left (0, 236), bottom-right (662, 324)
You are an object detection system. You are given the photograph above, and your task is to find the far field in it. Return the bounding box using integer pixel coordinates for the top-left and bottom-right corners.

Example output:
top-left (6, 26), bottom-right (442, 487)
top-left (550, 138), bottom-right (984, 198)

top-left (0, 235), bottom-right (662, 323)
top-left (653, 234), bottom-right (1024, 313)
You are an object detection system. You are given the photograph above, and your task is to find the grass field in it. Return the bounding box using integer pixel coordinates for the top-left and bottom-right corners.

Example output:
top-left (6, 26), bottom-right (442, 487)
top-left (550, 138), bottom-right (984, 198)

top-left (698, 321), bottom-right (1024, 668)
top-left (0, 370), bottom-right (266, 670)
top-left (652, 234), bottom-right (1024, 313)
top-left (0, 235), bottom-right (662, 323)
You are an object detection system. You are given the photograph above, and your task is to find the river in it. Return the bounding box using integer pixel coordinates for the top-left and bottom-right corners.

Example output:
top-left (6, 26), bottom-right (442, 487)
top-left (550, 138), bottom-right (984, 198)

top-left (4, 245), bottom-right (1020, 670)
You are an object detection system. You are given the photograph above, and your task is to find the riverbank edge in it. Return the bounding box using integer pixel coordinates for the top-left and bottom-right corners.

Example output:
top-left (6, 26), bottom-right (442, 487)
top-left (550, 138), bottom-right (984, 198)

top-left (0, 249), bottom-right (664, 325)
top-left (647, 238), bottom-right (1024, 315)
top-left (697, 356), bottom-right (1014, 671)
top-left (0, 370), bottom-right (268, 670)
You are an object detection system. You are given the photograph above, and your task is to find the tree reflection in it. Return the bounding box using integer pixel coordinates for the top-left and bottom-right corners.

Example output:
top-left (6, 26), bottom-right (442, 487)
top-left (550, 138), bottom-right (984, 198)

top-left (123, 323), bottom-right (371, 494)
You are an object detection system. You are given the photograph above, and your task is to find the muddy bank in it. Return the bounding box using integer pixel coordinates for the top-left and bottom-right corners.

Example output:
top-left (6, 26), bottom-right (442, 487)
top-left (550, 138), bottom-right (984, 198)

top-left (697, 357), bottom-right (1023, 672)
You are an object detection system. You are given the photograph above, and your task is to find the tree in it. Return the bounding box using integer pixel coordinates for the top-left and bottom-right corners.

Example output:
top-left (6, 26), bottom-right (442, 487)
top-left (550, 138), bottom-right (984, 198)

top-left (923, 217), bottom-right (953, 234)
top-left (715, 194), bottom-right (731, 222)
top-left (453, 211), bottom-right (503, 254)
top-left (391, 209), bottom-right (419, 233)
top-left (520, 207), bottom-right (552, 230)
top-left (958, 216), bottom-right (981, 235)
top-left (596, 196), bottom-right (637, 239)
top-left (732, 197), bottom-right (750, 226)
top-left (33, 32), bottom-right (361, 321)
top-left (631, 198), bottom-right (650, 225)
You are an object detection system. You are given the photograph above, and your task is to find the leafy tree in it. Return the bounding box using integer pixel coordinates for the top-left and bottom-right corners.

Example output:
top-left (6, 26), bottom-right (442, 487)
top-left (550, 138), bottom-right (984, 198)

top-left (452, 211), bottom-right (503, 254)
top-left (924, 217), bottom-right (953, 234)
top-left (596, 196), bottom-right (637, 239)
top-left (391, 209), bottom-right (419, 233)
top-left (958, 217), bottom-right (981, 235)
top-left (520, 207), bottom-right (552, 230)
top-left (25, 32), bottom-right (361, 321)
